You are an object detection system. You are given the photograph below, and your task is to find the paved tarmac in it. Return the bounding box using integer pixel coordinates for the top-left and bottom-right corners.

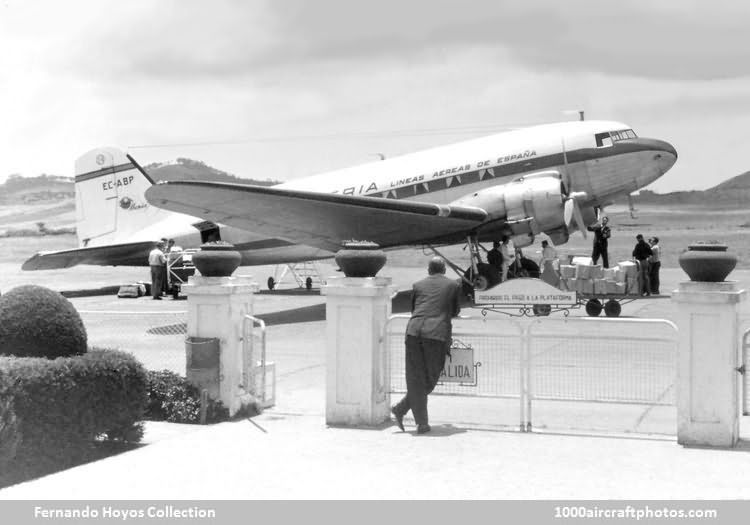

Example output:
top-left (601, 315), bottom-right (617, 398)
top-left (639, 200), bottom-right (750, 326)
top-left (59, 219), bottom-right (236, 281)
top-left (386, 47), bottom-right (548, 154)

top-left (2, 268), bottom-right (750, 499)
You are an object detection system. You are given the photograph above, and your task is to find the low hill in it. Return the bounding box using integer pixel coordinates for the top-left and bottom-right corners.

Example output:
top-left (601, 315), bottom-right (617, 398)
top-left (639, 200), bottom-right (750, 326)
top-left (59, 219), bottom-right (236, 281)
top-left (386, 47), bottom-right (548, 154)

top-left (144, 158), bottom-right (279, 186)
top-left (622, 171), bottom-right (750, 208)
top-left (0, 175), bottom-right (74, 204)
top-left (0, 159), bottom-right (281, 205)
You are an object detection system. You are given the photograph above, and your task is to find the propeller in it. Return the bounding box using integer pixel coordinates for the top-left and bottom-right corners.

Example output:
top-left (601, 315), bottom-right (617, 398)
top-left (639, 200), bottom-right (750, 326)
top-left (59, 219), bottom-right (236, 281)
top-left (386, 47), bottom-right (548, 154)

top-left (564, 192), bottom-right (588, 239)
top-left (559, 136), bottom-right (587, 239)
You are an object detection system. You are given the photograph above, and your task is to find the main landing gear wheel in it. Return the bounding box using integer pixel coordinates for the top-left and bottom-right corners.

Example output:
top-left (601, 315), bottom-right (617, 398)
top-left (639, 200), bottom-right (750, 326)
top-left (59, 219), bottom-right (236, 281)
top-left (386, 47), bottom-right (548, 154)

top-left (585, 298), bottom-right (603, 317)
top-left (305, 277), bottom-right (313, 290)
top-left (604, 299), bottom-right (622, 317)
top-left (532, 304), bottom-right (552, 316)
top-left (464, 263), bottom-right (499, 293)
top-left (267, 277), bottom-right (275, 291)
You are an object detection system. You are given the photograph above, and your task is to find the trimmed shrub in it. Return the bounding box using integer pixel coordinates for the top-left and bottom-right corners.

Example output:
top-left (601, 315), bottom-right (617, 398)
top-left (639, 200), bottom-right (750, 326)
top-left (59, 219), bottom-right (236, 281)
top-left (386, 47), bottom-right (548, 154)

top-left (0, 395), bottom-right (20, 473)
top-left (145, 370), bottom-right (228, 424)
top-left (0, 349), bottom-right (147, 481)
top-left (0, 285), bottom-right (87, 358)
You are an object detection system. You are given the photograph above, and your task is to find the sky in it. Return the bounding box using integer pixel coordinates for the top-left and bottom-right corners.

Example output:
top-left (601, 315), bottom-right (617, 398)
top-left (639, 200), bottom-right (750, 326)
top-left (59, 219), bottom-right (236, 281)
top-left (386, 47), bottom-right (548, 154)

top-left (1, 0), bottom-right (749, 192)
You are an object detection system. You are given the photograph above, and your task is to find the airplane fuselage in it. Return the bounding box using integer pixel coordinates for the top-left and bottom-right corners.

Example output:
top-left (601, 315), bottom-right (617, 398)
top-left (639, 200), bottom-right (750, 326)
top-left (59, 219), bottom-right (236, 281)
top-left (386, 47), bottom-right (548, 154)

top-left (193, 120), bottom-right (676, 263)
top-left (24, 120), bottom-right (676, 271)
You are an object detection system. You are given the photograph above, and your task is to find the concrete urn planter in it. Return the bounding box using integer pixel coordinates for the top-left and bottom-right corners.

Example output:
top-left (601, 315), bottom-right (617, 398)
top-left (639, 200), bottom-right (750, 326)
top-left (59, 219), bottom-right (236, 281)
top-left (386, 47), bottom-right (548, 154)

top-left (678, 242), bottom-right (737, 282)
top-left (334, 241), bottom-right (387, 277)
top-left (192, 242), bottom-right (242, 277)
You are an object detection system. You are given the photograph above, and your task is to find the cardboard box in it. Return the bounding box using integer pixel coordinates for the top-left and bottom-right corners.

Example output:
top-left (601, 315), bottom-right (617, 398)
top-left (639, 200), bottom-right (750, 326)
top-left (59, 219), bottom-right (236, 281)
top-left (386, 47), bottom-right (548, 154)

top-left (619, 261), bottom-right (638, 279)
top-left (603, 268), bottom-right (618, 280)
top-left (582, 279), bottom-right (595, 294)
top-left (627, 277), bottom-right (639, 295)
top-left (590, 265), bottom-right (605, 279)
top-left (575, 264), bottom-right (592, 279)
top-left (572, 256), bottom-right (593, 266)
top-left (594, 279), bottom-right (608, 295)
top-left (560, 265), bottom-right (576, 278)
top-left (606, 281), bottom-right (626, 294)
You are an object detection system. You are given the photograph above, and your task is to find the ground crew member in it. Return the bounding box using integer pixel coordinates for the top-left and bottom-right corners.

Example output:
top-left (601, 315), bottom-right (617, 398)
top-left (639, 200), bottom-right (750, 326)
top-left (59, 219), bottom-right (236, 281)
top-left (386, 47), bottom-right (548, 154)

top-left (487, 241), bottom-right (503, 283)
top-left (391, 257), bottom-right (461, 434)
top-left (649, 237), bottom-right (661, 295)
top-left (539, 240), bottom-right (559, 287)
top-left (500, 236), bottom-right (515, 282)
top-left (587, 216), bottom-right (611, 268)
top-left (632, 234), bottom-right (653, 296)
top-left (149, 241), bottom-right (167, 300)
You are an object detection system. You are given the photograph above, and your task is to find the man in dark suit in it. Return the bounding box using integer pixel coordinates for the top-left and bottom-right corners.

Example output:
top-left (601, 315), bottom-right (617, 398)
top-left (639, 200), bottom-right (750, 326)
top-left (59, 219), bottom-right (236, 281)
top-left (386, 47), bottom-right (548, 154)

top-left (487, 240), bottom-right (503, 282)
top-left (587, 216), bottom-right (611, 268)
top-left (391, 257), bottom-right (461, 434)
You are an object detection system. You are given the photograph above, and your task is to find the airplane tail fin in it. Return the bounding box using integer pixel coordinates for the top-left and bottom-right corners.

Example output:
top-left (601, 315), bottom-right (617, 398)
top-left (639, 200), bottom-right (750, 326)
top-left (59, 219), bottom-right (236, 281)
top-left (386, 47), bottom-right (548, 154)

top-left (74, 147), bottom-right (161, 247)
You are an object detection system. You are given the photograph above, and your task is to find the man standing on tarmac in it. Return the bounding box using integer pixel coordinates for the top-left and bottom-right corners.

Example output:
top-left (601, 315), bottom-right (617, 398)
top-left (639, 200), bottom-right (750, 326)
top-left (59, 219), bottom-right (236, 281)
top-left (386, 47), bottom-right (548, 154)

top-left (149, 241), bottom-right (167, 300)
top-left (587, 216), bottom-right (611, 268)
top-left (500, 236), bottom-right (515, 282)
top-left (391, 257), bottom-right (461, 434)
top-left (487, 241), bottom-right (503, 283)
top-left (649, 237), bottom-right (661, 295)
top-left (632, 234), bottom-right (653, 296)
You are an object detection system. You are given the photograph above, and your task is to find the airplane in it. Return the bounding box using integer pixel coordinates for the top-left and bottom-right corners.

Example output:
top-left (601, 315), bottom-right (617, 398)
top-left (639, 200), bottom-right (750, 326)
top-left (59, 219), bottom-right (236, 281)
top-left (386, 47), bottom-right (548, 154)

top-left (22, 120), bottom-right (677, 291)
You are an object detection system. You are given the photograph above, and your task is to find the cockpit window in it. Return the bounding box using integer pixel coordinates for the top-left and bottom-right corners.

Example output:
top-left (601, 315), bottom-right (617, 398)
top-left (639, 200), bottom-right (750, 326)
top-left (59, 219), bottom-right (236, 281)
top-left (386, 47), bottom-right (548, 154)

top-left (595, 128), bottom-right (638, 147)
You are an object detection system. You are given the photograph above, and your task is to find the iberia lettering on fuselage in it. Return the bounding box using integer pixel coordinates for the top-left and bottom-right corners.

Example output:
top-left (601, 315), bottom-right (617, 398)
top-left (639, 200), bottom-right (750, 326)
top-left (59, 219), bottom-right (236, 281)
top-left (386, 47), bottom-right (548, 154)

top-left (331, 148), bottom-right (537, 195)
top-left (101, 175), bottom-right (135, 191)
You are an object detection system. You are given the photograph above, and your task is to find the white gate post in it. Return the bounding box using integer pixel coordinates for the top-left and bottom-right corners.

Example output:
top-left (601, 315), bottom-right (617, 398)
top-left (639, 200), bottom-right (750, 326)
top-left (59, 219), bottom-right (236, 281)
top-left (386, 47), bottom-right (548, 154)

top-left (183, 275), bottom-right (259, 417)
top-left (321, 276), bottom-right (392, 426)
top-left (672, 281), bottom-right (747, 447)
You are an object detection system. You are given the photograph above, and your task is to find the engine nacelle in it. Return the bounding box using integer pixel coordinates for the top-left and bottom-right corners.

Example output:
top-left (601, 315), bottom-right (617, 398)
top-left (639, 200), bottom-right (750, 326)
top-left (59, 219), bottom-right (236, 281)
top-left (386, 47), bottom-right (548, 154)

top-left (452, 172), bottom-right (566, 236)
top-left (509, 233), bottom-right (534, 249)
top-left (451, 172), bottom-right (600, 245)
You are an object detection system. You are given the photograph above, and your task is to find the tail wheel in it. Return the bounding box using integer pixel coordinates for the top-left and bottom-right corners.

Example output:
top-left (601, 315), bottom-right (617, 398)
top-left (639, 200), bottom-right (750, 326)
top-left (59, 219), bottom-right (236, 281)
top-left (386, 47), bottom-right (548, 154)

top-left (267, 277), bottom-right (275, 290)
top-left (604, 299), bottom-right (621, 317)
top-left (585, 298), bottom-right (603, 317)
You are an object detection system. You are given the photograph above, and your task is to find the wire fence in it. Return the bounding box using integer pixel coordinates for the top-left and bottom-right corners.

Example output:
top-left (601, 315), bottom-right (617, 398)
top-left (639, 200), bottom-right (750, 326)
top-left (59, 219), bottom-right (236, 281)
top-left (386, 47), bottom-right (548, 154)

top-left (79, 310), bottom-right (187, 375)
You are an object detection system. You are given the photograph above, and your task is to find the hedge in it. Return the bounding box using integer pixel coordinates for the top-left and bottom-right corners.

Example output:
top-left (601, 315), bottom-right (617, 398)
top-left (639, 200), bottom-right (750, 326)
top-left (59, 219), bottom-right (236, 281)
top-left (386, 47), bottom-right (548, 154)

top-left (145, 370), bottom-right (228, 424)
top-left (0, 349), bottom-right (147, 482)
top-left (0, 284), bottom-right (87, 358)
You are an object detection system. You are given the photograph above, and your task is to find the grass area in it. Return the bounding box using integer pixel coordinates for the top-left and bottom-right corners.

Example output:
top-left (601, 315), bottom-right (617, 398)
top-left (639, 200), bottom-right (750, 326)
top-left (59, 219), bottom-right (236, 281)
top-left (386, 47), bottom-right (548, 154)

top-left (1, 234), bottom-right (77, 264)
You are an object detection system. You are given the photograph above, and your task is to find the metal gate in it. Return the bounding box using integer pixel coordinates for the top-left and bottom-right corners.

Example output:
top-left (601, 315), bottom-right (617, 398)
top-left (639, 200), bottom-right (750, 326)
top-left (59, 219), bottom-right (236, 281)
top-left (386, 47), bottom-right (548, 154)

top-left (242, 314), bottom-right (275, 408)
top-left (743, 329), bottom-right (750, 416)
top-left (386, 314), bottom-right (678, 435)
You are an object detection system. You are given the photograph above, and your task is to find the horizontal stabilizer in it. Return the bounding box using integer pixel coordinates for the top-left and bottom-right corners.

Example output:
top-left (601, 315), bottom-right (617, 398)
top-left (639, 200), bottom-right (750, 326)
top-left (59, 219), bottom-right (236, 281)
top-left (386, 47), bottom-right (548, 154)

top-left (22, 241), bottom-right (156, 271)
top-left (145, 181), bottom-right (488, 251)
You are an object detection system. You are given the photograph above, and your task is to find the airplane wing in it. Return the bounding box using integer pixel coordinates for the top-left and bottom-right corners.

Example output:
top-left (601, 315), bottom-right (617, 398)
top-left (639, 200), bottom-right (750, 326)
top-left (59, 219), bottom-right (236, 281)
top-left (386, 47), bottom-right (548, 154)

top-left (146, 182), bottom-right (488, 252)
top-left (22, 241), bottom-right (156, 271)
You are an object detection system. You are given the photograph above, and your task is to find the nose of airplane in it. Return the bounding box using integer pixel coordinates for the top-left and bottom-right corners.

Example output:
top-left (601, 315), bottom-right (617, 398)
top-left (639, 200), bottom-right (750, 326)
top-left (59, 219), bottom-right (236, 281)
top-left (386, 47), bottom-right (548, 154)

top-left (642, 138), bottom-right (678, 173)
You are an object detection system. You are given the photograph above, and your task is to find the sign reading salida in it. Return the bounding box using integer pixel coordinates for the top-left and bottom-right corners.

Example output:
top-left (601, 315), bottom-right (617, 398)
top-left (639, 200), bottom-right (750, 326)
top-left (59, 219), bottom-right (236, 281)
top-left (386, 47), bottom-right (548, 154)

top-left (439, 347), bottom-right (475, 384)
